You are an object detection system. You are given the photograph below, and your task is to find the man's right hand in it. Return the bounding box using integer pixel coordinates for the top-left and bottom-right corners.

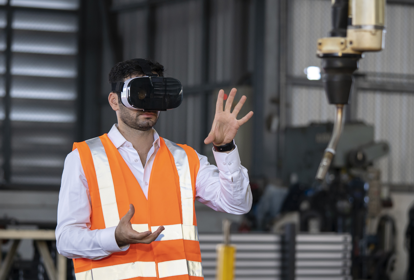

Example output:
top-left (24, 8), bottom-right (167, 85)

top-left (115, 204), bottom-right (165, 247)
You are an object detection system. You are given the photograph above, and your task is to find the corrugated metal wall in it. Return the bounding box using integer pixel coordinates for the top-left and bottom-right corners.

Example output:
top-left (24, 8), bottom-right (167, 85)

top-left (153, 0), bottom-right (204, 151)
top-left (0, 0), bottom-right (80, 187)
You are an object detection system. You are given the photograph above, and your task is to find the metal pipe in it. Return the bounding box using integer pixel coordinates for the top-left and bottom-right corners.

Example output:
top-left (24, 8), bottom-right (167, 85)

top-left (315, 104), bottom-right (345, 181)
top-left (223, 219), bottom-right (231, 246)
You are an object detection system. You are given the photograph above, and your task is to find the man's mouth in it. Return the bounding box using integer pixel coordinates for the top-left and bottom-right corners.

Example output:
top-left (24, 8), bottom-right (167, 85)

top-left (139, 111), bottom-right (157, 117)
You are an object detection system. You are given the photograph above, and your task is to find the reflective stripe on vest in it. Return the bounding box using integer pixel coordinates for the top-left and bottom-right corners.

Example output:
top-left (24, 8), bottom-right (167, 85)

top-left (158, 259), bottom-right (203, 278)
top-left (85, 137), bottom-right (119, 228)
top-left (78, 136), bottom-right (202, 279)
top-left (75, 261), bottom-right (157, 280)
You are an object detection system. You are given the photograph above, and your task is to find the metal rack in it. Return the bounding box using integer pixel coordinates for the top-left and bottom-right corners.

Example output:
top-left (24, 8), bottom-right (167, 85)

top-left (199, 230), bottom-right (352, 280)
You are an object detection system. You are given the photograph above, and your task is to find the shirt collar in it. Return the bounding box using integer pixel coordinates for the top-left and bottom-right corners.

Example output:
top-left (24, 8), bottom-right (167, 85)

top-left (108, 124), bottom-right (160, 149)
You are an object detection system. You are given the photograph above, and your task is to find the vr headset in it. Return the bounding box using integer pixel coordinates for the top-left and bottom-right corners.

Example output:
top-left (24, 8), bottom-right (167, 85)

top-left (111, 59), bottom-right (183, 111)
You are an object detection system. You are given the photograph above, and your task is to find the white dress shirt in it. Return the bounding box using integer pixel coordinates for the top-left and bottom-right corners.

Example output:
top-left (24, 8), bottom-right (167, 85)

top-left (56, 124), bottom-right (252, 259)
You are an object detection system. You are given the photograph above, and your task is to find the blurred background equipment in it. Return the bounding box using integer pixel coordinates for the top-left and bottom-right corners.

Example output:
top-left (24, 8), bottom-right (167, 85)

top-left (201, 228), bottom-right (352, 280)
top-left (0, 229), bottom-right (66, 280)
top-left (281, 122), bottom-right (389, 186)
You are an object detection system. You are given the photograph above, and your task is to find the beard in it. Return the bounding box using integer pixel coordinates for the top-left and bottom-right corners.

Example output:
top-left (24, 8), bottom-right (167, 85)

top-left (119, 106), bottom-right (159, 131)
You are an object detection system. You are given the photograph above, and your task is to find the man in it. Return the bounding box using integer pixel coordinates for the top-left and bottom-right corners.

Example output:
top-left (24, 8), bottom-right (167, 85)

top-left (56, 58), bottom-right (253, 280)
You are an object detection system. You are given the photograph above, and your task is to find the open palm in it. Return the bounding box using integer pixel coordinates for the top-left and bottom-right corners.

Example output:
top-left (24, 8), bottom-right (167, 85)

top-left (204, 88), bottom-right (254, 147)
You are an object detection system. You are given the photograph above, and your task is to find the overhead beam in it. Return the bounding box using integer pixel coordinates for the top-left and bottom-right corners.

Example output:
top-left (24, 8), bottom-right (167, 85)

top-left (287, 76), bottom-right (414, 94)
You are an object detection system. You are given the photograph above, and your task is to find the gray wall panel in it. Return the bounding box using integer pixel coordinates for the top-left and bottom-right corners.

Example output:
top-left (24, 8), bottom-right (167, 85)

top-left (11, 0), bottom-right (79, 10)
top-left (117, 9), bottom-right (147, 59)
top-left (357, 91), bottom-right (414, 184)
top-left (13, 10), bottom-right (78, 32)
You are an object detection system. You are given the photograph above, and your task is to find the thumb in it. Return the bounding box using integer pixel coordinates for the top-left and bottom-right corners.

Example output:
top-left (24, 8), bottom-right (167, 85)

top-left (121, 204), bottom-right (135, 223)
top-left (204, 132), bottom-right (215, 145)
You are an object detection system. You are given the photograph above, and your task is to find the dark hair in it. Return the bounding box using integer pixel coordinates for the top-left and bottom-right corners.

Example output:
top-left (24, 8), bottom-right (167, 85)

top-left (108, 58), bottom-right (164, 85)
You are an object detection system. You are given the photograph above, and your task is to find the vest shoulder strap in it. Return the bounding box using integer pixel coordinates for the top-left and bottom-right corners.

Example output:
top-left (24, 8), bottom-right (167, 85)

top-left (162, 138), bottom-right (200, 227)
top-left (75, 135), bottom-right (120, 228)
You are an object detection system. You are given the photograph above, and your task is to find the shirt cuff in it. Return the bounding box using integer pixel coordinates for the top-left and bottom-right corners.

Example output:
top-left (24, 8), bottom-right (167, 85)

top-left (97, 226), bottom-right (130, 253)
top-left (212, 144), bottom-right (242, 174)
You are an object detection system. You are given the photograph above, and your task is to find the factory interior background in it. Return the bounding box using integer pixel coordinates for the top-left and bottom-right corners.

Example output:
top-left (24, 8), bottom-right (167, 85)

top-left (1, 0), bottom-right (414, 279)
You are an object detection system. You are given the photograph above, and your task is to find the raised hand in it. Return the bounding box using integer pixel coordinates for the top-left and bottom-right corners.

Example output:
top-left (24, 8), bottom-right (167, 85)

top-left (204, 88), bottom-right (254, 147)
top-left (115, 204), bottom-right (164, 247)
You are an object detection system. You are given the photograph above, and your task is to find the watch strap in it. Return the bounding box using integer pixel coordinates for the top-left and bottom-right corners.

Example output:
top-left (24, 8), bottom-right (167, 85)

top-left (213, 140), bottom-right (235, 152)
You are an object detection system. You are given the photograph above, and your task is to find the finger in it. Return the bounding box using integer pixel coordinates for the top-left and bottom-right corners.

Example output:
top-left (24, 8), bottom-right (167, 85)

top-left (237, 111), bottom-right (254, 126)
top-left (225, 88), bottom-right (237, 112)
top-left (139, 226), bottom-right (165, 243)
top-left (232, 95), bottom-right (247, 117)
top-left (204, 132), bottom-right (215, 145)
top-left (121, 204), bottom-right (135, 223)
top-left (215, 89), bottom-right (224, 113)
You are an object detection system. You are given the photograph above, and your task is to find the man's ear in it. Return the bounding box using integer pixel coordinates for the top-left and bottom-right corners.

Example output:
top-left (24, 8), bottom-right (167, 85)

top-left (108, 92), bottom-right (120, 111)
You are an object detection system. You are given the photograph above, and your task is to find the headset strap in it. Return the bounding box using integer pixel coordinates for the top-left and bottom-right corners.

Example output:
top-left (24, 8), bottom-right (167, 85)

top-left (111, 82), bottom-right (124, 93)
top-left (133, 58), bottom-right (157, 77)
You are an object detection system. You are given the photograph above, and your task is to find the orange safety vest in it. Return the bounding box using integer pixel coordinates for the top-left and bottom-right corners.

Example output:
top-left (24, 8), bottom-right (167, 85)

top-left (72, 134), bottom-right (203, 280)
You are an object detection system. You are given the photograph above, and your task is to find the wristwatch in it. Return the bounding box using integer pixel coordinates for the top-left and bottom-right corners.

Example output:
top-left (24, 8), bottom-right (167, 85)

top-left (213, 140), bottom-right (235, 152)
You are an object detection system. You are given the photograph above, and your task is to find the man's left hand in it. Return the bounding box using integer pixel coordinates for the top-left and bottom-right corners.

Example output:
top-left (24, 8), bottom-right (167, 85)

top-left (204, 88), bottom-right (254, 147)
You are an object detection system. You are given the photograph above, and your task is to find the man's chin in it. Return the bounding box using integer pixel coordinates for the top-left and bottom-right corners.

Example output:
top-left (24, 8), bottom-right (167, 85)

top-left (134, 118), bottom-right (158, 131)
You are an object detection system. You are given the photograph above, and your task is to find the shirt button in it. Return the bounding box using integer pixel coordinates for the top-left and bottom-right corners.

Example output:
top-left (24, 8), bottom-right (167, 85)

top-left (228, 162), bottom-right (232, 166)
top-left (134, 159), bottom-right (138, 162)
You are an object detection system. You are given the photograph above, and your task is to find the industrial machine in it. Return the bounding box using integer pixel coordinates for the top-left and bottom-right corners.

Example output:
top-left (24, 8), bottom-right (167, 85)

top-left (281, 122), bottom-right (389, 186)
top-left (302, 1), bottom-right (392, 277)
top-left (315, 0), bottom-right (386, 181)
top-left (278, 121), bottom-right (394, 279)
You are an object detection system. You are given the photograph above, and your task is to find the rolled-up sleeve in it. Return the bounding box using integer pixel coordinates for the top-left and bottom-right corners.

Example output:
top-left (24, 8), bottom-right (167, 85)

top-left (55, 149), bottom-right (128, 260)
top-left (195, 145), bottom-right (252, 214)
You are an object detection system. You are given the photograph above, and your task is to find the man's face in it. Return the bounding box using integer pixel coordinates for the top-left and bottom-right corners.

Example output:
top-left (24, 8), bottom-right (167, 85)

top-left (117, 74), bottom-right (159, 131)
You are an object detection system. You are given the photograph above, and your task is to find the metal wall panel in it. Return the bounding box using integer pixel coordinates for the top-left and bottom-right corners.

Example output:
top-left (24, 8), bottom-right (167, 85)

top-left (357, 91), bottom-right (414, 184)
top-left (11, 53), bottom-right (77, 77)
top-left (11, 76), bottom-right (76, 100)
top-left (209, 0), bottom-right (234, 84)
top-left (116, 9), bottom-right (147, 60)
top-left (12, 10), bottom-right (78, 32)
top-left (152, 0), bottom-right (204, 151)
top-left (0, 2), bottom-right (79, 188)
top-left (12, 30), bottom-right (77, 55)
top-left (290, 86), bottom-right (335, 126)
top-left (288, 0), bottom-right (330, 77)
top-left (11, 0), bottom-right (79, 10)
